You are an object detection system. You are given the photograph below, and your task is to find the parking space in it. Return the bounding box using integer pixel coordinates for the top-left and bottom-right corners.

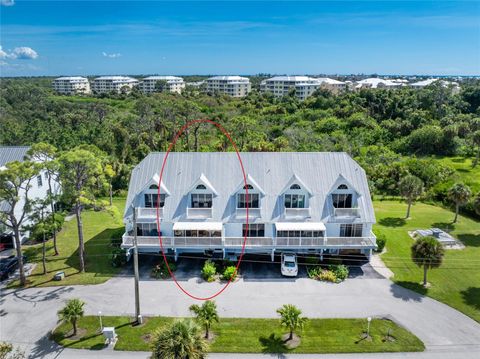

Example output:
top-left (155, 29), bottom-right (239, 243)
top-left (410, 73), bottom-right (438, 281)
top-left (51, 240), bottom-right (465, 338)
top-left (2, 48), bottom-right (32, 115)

top-left (128, 252), bottom-right (382, 281)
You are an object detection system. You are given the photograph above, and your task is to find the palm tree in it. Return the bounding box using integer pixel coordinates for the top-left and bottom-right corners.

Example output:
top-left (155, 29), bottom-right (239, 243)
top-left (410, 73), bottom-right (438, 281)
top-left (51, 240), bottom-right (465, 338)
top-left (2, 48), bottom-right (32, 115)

top-left (447, 183), bottom-right (472, 223)
top-left (411, 236), bottom-right (445, 287)
top-left (276, 304), bottom-right (307, 341)
top-left (398, 175), bottom-right (424, 218)
top-left (58, 299), bottom-right (85, 336)
top-left (472, 130), bottom-right (480, 168)
top-left (151, 319), bottom-right (208, 359)
top-left (189, 300), bottom-right (219, 339)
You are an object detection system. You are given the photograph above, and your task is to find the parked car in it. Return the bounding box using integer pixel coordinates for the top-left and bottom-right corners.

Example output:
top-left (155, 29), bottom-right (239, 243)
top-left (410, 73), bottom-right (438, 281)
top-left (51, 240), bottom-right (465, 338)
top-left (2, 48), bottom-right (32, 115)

top-left (281, 253), bottom-right (298, 277)
top-left (0, 255), bottom-right (25, 281)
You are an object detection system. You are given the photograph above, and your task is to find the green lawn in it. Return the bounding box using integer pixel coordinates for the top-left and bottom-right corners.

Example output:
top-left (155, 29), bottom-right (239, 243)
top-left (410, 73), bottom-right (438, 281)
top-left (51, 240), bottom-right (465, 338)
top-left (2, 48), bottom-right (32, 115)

top-left (52, 316), bottom-right (424, 354)
top-left (434, 156), bottom-right (480, 193)
top-left (374, 200), bottom-right (480, 322)
top-left (16, 197), bottom-right (126, 287)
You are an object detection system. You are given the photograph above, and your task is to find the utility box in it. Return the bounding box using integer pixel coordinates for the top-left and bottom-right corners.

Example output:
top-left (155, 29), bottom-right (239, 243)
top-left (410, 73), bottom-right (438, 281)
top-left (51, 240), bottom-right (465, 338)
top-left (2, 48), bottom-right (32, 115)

top-left (102, 327), bottom-right (117, 344)
top-left (53, 271), bottom-right (65, 281)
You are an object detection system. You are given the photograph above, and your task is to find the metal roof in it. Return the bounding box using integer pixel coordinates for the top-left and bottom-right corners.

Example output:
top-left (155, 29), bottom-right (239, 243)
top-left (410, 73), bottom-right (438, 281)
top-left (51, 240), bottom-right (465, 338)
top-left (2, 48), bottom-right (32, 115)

top-left (124, 152), bottom-right (376, 223)
top-left (0, 146), bottom-right (30, 167)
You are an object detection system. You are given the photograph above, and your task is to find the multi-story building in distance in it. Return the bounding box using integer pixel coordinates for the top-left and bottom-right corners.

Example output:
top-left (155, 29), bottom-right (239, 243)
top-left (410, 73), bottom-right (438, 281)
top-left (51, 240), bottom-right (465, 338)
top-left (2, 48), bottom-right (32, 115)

top-left (141, 76), bottom-right (185, 94)
top-left (91, 76), bottom-right (139, 94)
top-left (260, 76), bottom-right (346, 100)
top-left (205, 76), bottom-right (251, 97)
top-left (52, 77), bottom-right (91, 95)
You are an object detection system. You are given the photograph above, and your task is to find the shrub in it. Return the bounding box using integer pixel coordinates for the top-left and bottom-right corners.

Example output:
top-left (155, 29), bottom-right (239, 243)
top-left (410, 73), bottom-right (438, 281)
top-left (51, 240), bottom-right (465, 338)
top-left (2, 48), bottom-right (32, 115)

top-left (318, 270), bottom-right (337, 283)
top-left (201, 260), bottom-right (217, 282)
top-left (330, 264), bottom-right (349, 282)
top-left (151, 259), bottom-right (177, 279)
top-left (222, 265), bottom-right (238, 281)
top-left (307, 266), bottom-right (322, 279)
top-left (111, 247), bottom-right (127, 267)
top-left (30, 212), bottom-right (65, 242)
top-left (375, 234), bottom-right (387, 253)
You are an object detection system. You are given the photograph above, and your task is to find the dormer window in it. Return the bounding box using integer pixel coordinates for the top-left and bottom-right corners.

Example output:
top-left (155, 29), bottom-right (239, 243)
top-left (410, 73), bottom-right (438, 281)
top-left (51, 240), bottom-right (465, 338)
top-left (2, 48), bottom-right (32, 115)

top-left (237, 184), bottom-right (260, 209)
top-left (196, 184), bottom-right (207, 190)
top-left (332, 183), bottom-right (353, 208)
top-left (290, 184), bottom-right (301, 190)
top-left (337, 184), bottom-right (348, 190)
top-left (144, 193), bottom-right (165, 208)
top-left (149, 184), bottom-right (158, 190)
top-left (284, 193), bottom-right (305, 208)
top-left (191, 193), bottom-right (212, 208)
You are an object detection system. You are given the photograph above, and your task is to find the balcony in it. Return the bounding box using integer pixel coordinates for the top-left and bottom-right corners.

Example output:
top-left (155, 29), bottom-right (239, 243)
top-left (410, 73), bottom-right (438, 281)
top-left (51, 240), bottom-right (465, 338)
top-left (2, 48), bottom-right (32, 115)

top-left (333, 208), bottom-right (360, 219)
top-left (224, 237), bottom-right (274, 247)
top-left (276, 237), bottom-right (324, 247)
top-left (137, 207), bottom-right (163, 219)
top-left (324, 236), bottom-right (376, 248)
top-left (235, 208), bottom-right (261, 219)
top-left (187, 207), bottom-right (213, 219)
top-left (284, 207), bottom-right (310, 219)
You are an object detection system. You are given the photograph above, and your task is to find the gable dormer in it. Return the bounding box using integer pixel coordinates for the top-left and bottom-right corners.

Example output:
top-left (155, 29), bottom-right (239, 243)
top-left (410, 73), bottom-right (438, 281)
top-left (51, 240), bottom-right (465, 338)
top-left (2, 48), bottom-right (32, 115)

top-left (329, 174), bottom-right (360, 219)
top-left (187, 173), bottom-right (216, 219)
top-left (234, 174), bottom-right (264, 218)
top-left (281, 174), bottom-right (311, 219)
top-left (135, 174), bottom-right (170, 219)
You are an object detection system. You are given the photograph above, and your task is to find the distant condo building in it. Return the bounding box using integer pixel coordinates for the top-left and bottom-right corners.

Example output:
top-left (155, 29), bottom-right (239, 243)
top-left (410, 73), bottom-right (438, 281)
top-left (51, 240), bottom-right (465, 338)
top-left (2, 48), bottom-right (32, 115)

top-left (260, 76), bottom-right (346, 100)
top-left (205, 76), bottom-right (251, 97)
top-left (354, 78), bottom-right (403, 90)
top-left (91, 76), bottom-right (139, 94)
top-left (141, 76), bottom-right (185, 94)
top-left (52, 77), bottom-right (91, 95)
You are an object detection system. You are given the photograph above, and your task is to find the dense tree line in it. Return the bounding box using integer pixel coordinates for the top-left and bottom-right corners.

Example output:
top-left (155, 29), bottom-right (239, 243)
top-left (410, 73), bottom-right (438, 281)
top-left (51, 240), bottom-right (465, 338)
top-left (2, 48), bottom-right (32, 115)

top-left (1, 77), bottom-right (479, 205)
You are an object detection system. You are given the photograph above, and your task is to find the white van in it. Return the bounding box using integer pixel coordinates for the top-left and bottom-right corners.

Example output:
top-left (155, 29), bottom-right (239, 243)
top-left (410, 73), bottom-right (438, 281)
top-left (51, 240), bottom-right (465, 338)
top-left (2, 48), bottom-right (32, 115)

top-left (281, 253), bottom-right (298, 277)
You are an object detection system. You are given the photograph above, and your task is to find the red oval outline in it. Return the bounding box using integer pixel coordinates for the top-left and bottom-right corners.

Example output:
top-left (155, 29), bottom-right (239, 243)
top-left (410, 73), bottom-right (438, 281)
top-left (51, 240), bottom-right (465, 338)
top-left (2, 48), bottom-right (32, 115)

top-left (156, 119), bottom-right (249, 300)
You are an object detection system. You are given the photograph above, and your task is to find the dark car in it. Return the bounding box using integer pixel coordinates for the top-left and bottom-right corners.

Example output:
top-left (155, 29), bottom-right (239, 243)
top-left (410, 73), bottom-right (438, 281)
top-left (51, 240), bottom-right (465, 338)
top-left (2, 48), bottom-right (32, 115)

top-left (0, 256), bottom-right (23, 281)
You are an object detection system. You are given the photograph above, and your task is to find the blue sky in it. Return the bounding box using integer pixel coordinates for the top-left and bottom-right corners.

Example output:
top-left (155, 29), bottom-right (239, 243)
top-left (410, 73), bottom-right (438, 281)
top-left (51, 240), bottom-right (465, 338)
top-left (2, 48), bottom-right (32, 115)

top-left (1, 1), bottom-right (479, 76)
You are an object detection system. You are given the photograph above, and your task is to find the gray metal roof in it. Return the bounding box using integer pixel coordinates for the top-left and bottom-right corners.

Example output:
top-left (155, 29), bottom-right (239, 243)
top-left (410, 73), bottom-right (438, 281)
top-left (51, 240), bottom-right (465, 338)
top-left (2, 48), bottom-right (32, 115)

top-left (0, 146), bottom-right (30, 167)
top-left (124, 152), bottom-right (376, 223)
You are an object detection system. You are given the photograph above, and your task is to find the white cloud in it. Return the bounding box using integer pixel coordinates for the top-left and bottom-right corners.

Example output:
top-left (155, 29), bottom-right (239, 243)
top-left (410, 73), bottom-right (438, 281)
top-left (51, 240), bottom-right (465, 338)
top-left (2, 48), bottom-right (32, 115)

top-left (102, 51), bottom-right (121, 58)
top-left (1, 0), bottom-right (15, 7)
top-left (11, 47), bottom-right (39, 59)
top-left (0, 45), bottom-right (39, 60)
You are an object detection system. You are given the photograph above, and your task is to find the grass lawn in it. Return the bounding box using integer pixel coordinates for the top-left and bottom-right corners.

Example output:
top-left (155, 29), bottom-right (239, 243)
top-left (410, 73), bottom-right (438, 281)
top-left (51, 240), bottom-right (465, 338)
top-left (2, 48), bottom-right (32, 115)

top-left (52, 316), bottom-right (424, 354)
top-left (14, 197), bottom-right (126, 287)
top-left (434, 156), bottom-right (480, 193)
top-left (374, 200), bottom-right (480, 322)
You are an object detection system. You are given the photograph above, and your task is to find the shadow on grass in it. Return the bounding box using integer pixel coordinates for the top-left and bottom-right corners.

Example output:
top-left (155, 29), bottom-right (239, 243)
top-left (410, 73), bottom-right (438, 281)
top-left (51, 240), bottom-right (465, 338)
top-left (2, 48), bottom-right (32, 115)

top-left (390, 281), bottom-right (427, 302)
top-left (259, 333), bottom-right (290, 355)
top-left (451, 157), bottom-right (467, 163)
top-left (457, 234), bottom-right (480, 247)
top-left (430, 222), bottom-right (456, 232)
top-left (460, 287), bottom-right (480, 310)
top-left (378, 217), bottom-right (406, 227)
top-left (65, 228), bottom-right (124, 275)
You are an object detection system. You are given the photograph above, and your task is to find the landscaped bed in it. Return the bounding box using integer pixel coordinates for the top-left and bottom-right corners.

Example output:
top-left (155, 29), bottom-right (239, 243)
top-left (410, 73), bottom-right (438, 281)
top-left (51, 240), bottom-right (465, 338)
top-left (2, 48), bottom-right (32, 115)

top-left (51, 316), bottom-right (425, 354)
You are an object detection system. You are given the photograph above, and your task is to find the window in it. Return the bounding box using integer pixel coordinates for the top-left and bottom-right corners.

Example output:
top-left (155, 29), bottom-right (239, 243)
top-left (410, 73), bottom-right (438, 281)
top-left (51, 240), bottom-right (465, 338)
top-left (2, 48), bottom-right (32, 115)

top-left (196, 184), bottom-right (207, 190)
top-left (37, 175), bottom-right (43, 187)
top-left (191, 193), bottom-right (213, 208)
top-left (340, 224), bottom-right (363, 237)
top-left (136, 223), bottom-right (159, 236)
top-left (149, 184), bottom-right (159, 190)
top-left (175, 230), bottom-right (221, 237)
top-left (237, 193), bottom-right (259, 208)
top-left (332, 193), bottom-right (352, 208)
top-left (290, 184), bottom-right (301, 190)
top-left (337, 184), bottom-right (348, 190)
top-left (284, 194), bottom-right (305, 208)
top-left (242, 224), bottom-right (265, 237)
top-left (243, 184), bottom-right (254, 190)
top-left (144, 194), bottom-right (165, 208)
top-left (277, 230), bottom-right (323, 238)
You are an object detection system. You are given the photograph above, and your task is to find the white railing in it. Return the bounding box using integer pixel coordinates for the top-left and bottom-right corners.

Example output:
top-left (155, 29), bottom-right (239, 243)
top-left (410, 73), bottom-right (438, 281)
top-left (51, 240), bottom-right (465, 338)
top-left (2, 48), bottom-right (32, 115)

top-left (276, 237), bottom-right (324, 247)
top-left (137, 207), bottom-right (163, 218)
top-left (187, 207), bottom-right (213, 219)
top-left (284, 208), bottom-right (310, 218)
top-left (333, 208), bottom-right (360, 218)
top-left (224, 237), bottom-right (274, 247)
top-left (235, 208), bottom-right (261, 219)
top-left (122, 234), bottom-right (377, 249)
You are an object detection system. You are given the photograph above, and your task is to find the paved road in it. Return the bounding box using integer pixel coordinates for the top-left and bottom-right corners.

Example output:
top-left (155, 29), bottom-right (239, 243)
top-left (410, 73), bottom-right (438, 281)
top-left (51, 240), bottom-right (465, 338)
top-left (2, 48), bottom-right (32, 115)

top-left (1, 273), bottom-right (480, 358)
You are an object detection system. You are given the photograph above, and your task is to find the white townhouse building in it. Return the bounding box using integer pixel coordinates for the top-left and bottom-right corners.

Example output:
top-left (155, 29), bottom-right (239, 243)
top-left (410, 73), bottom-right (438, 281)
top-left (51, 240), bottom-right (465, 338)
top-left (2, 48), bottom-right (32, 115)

top-left (52, 77), bottom-right (91, 95)
top-left (354, 78), bottom-right (402, 90)
top-left (121, 152), bottom-right (377, 262)
top-left (0, 146), bottom-right (61, 250)
top-left (205, 76), bottom-right (251, 97)
top-left (91, 76), bottom-right (139, 94)
top-left (410, 78), bottom-right (461, 94)
top-left (260, 76), bottom-right (346, 100)
top-left (141, 76), bottom-right (186, 94)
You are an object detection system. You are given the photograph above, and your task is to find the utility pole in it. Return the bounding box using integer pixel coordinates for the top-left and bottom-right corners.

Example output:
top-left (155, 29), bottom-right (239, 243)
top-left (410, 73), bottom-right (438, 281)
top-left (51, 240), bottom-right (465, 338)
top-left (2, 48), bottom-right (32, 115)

top-left (132, 205), bottom-right (142, 324)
